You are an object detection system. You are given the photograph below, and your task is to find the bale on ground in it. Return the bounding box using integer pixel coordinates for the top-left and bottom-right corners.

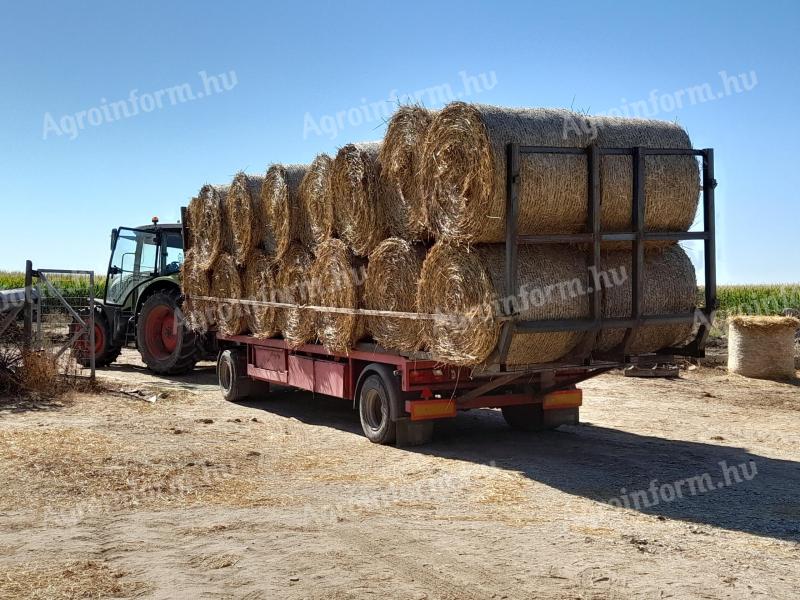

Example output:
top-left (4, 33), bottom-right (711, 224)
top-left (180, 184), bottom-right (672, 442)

top-left (188, 184), bottom-right (230, 271)
top-left (226, 172), bottom-right (267, 265)
top-left (420, 102), bottom-right (592, 244)
top-left (379, 106), bottom-right (435, 240)
top-left (590, 116), bottom-right (700, 234)
top-left (365, 238), bottom-right (426, 353)
top-left (242, 251), bottom-right (278, 338)
top-left (209, 252), bottom-right (247, 336)
top-left (181, 249), bottom-right (211, 331)
top-left (275, 244), bottom-right (315, 347)
top-left (310, 238), bottom-right (368, 353)
top-left (595, 245), bottom-right (697, 353)
top-left (728, 316), bottom-right (799, 380)
top-left (263, 164), bottom-right (310, 258)
top-left (332, 142), bottom-right (395, 255)
top-left (417, 243), bottom-right (589, 367)
top-left (299, 154), bottom-right (334, 247)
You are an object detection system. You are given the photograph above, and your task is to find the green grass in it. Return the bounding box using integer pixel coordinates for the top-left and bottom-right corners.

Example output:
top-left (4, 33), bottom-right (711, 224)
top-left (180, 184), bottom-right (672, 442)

top-left (0, 271), bottom-right (106, 298)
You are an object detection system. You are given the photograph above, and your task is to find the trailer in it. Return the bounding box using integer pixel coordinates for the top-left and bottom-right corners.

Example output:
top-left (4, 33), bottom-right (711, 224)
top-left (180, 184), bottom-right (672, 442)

top-left (204, 143), bottom-right (717, 446)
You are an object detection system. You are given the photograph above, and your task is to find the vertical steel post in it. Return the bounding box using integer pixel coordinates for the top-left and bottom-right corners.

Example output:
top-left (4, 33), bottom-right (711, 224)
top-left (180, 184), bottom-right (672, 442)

top-left (89, 271), bottom-right (96, 381)
top-left (23, 260), bottom-right (33, 351)
top-left (589, 145), bottom-right (602, 325)
top-left (622, 147), bottom-right (646, 355)
top-left (497, 143), bottom-right (521, 366)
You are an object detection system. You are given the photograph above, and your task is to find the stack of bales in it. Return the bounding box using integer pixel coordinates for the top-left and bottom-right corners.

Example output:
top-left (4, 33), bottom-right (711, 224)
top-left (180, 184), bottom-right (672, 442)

top-left (182, 101), bottom-right (701, 367)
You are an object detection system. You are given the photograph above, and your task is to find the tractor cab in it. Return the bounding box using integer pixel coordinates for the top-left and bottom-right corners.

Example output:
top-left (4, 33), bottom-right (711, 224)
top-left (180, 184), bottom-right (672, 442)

top-left (73, 217), bottom-right (207, 375)
top-left (106, 221), bottom-right (184, 310)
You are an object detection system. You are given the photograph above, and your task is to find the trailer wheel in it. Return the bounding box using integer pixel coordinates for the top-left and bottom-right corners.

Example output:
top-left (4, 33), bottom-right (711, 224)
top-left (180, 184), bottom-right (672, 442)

top-left (217, 349), bottom-right (267, 402)
top-left (358, 374), bottom-right (397, 444)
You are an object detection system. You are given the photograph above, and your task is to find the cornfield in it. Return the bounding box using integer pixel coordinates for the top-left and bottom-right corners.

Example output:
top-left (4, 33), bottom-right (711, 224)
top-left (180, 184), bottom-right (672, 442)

top-left (701, 284), bottom-right (800, 318)
top-left (0, 271), bottom-right (106, 298)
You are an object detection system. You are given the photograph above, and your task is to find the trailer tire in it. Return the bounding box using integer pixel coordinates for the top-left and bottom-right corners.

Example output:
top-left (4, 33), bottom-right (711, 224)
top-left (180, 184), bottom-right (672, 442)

top-left (358, 374), bottom-right (397, 444)
top-left (218, 349), bottom-right (267, 402)
top-left (501, 403), bottom-right (546, 431)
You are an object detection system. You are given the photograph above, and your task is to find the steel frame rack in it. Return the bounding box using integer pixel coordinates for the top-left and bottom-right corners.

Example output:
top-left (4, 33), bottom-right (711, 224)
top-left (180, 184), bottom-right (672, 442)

top-left (496, 143), bottom-right (717, 368)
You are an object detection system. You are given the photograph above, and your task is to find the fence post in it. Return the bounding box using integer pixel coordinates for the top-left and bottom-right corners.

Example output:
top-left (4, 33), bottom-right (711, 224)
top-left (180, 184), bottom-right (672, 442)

top-left (23, 260), bottom-right (33, 351)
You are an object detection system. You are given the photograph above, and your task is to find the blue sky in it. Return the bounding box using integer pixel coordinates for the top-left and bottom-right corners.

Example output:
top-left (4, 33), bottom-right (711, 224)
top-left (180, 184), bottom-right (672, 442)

top-left (0, 0), bottom-right (797, 284)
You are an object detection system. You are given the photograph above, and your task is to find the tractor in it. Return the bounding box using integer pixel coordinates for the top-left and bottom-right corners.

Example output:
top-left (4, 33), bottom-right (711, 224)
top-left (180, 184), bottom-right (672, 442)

top-left (74, 217), bottom-right (211, 374)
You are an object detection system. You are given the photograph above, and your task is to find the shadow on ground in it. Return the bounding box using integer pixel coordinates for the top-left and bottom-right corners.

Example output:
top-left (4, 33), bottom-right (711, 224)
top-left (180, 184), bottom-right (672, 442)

top-left (241, 389), bottom-right (800, 543)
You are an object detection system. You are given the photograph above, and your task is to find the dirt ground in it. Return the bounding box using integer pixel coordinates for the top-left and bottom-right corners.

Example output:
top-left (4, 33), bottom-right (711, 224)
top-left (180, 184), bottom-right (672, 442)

top-left (0, 350), bottom-right (798, 600)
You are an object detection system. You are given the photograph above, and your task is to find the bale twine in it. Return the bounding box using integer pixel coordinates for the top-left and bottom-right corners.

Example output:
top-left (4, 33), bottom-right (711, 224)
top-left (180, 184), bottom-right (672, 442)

top-left (728, 316), bottom-right (799, 380)
top-left (365, 238), bottom-right (426, 353)
top-left (242, 250), bottom-right (278, 338)
top-left (190, 184), bottom-right (231, 271)
top-left (596, 245), bottom-right (697, 353)
top-left (299, 153), bottom-right (335, 247)
top-left (181, 249), bottom-right (211, 331)
top-left (590, 116), bottom-right (700, 234)
top-left (209, 252), bottom-right (247, 336)
top-left (226, 172), bottom-right (266, 265)
top-left (332, 141), bottom-right (395, 256)
top-left (379, 106), bottom-right (436, 240)
top-left (420, 102), bottom-right (592, 244)
top-left (310, 238), bottom-right (368, 353)
top-left (262, 164), bottom-right (310, 258)
top-left (275, 243), bottom-right (316, 347)
top-left (417, 243), bottom-right (589, 367)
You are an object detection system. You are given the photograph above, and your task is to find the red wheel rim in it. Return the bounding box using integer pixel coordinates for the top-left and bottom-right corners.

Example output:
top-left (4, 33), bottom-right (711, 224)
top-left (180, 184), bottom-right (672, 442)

top-left (144, 305), bottom-right (178, 360)
top-left (73, 322), bottom-right (104, 357)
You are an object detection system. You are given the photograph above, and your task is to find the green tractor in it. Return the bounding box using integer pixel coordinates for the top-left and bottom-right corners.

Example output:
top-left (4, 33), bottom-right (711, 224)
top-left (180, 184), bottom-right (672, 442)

top-left (74, 217), bottom-right (212, 374)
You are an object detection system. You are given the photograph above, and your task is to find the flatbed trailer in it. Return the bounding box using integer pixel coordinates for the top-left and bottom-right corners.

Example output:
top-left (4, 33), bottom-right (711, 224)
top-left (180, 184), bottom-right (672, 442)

top-left (200, 143), bottom-right (717, 446)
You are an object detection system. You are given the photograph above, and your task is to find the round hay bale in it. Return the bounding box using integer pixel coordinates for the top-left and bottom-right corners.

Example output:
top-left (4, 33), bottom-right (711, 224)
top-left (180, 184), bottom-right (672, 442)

top-left (299, 153), bottom-right (335, 247)
top-left (190, 184), bottom-right (230, 271)
top-left (590, 116), bottom-right (700, 234)
top-left (310, 238), bottom-right (368, 353)
top-left (417, 243), bottom-right (589, 367)
top-left (181, 249), bottom-right (211, 331)
top-left (728, 316), bottom-right (799, 380)
top-left (595, 245), bottom-right (697, 353)
top-left (365, 238), bottom-right (426, 353)
top-left (420, 102), bottom-right (592, 244)
top-left (262, 164), bottom-right (310, 259)
top-left (226, 172), bottom-right (266, 265)
top-left (242, 250), bottom-right (278, 338)
top-left (332, 141), bottom-right (395, 256)
top-left (379, 106), bottom-right (436, 240)
top-left (275, 243), bottom-right (316, 347)
top-left (209, 252), bottom-right (247, 336)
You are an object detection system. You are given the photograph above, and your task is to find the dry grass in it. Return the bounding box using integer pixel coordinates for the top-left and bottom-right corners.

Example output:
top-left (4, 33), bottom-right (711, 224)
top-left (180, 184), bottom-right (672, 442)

top-left (728, 315), bottom-right (800, 330)
top-left (332, 142), bottom-right (392, 255)
top-left (181, 248), bottom-right (211, 331)
top-left (226, 172), bottom-right (266, 265)
top-left (242, 250), bottom-right (279, 338)
top-left (310, 239), bottom-right (367, 353)
top-left (209, 252), bottom-right (247, 336)
top-left (365, 238), bottom-right (426, 352)
top-left (728, 316), bottom-right (798, 380)
top-left (300, 153), bottom-right (335, 247)
top-left (0, 560), bottom-right (146, 599)
top-left (188, 184), bottom-right (229, 271)
top-left (275, 244), bottom-right (316, 347)
top-left (379, 105), bottom-right (435, 240)
top-left (263, 164), bottom-right (310, 258)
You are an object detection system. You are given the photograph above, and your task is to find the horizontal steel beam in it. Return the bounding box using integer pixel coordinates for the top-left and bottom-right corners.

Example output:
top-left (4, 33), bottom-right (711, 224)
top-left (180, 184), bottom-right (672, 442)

top-left (516, 231), bottom-right (709, 244)
top-left (514, 313), bottom-right (697, 333)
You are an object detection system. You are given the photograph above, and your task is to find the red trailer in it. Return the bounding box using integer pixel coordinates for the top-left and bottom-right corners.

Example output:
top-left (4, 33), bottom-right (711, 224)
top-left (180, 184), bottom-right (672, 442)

top-left (201, 143), bottom-right (717, 446)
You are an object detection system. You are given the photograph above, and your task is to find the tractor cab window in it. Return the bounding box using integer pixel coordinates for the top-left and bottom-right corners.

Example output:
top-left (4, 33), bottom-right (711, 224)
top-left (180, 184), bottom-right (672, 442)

top-left (106, 228), bottom-right (158, 306)
top-left (160, 231), bottom-right (183, 275)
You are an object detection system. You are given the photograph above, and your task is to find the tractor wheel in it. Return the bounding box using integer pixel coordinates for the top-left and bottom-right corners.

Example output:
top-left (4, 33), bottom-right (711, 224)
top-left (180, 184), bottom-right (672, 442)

top-left (137, 290), bottom-right (199, 375)
top-left (72, 308), bottom-right (122, 368)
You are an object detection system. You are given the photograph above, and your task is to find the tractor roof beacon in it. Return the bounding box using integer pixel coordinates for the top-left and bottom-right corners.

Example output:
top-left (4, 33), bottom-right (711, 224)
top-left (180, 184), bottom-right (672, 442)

top-left (73, 217), bottom-right (213, 374)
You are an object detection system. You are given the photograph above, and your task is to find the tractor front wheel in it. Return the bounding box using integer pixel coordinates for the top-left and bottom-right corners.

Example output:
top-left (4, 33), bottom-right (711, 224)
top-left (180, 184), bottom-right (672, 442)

top-left (137, 291), bottom-right (199, 375)
top-left (72, 308), bottom-right (121, 368)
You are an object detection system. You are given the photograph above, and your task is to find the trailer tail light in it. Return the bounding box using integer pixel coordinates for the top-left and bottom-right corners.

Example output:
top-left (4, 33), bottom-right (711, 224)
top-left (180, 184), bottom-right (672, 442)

top-left (405, 399), bottom-right (457, 421)
top-left (542, 389), bottom-right (582, 410)
top-left (408, 367), bottom-right (462, 385)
